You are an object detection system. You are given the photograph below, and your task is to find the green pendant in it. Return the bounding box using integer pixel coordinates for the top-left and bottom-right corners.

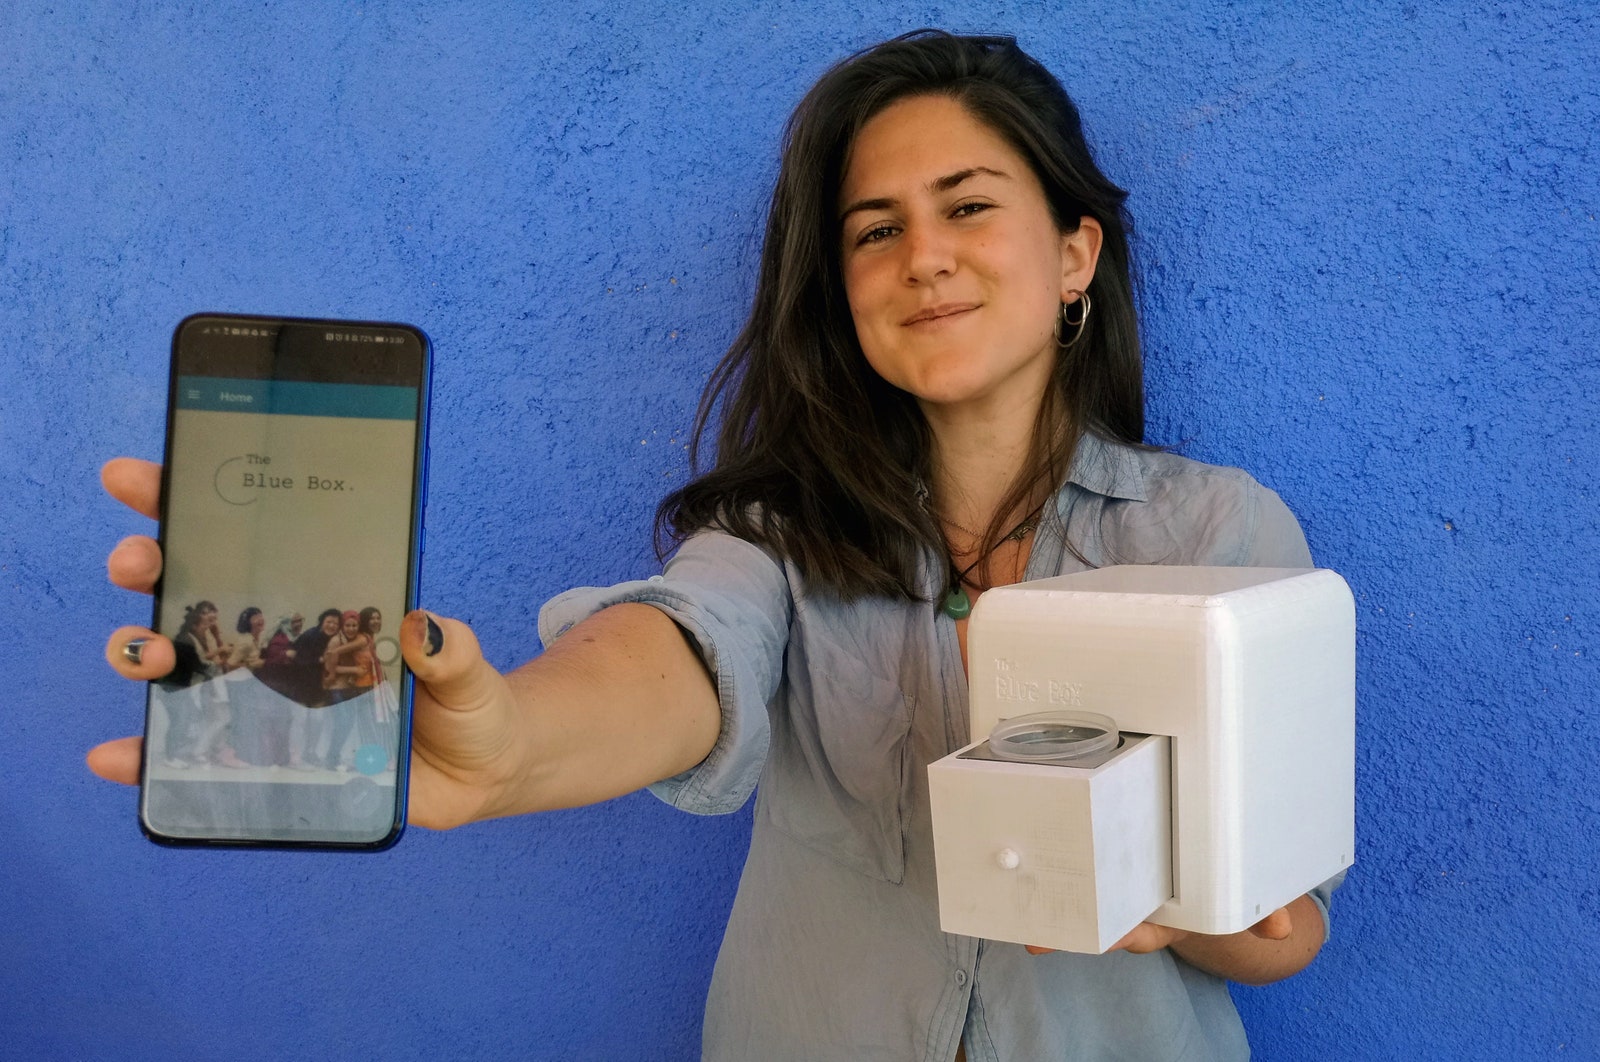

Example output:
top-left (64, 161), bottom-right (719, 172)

top-left (942, 585), bottom-right (972, 620)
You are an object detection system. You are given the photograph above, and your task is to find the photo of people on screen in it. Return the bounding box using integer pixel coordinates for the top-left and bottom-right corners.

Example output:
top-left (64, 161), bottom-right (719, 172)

top-left (150, 597), bottom-right (401, 780)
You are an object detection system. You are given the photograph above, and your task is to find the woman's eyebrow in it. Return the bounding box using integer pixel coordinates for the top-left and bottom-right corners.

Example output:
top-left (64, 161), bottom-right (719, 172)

top-left (839, 166), bottom-right (1012, 223)
top-left (930, 165), bottom-right (1010, 193)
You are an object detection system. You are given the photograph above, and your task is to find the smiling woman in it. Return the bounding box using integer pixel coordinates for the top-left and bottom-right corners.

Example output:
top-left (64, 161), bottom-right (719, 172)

top-left (659, 33), bottom-right (1145, 604)
top-left (839, 95), bottom-right (1098, 424)
top-left (97, 29), bottom-right (1334, 1062)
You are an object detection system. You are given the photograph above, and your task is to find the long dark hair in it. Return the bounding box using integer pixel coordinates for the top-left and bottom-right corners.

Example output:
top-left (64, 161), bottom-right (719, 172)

top-left (658, 30), bottom-right (1143, 601)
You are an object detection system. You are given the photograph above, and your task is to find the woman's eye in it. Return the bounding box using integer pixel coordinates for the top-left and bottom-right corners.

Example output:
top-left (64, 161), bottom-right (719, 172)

top-left (857, 224), bottom-right (897, 245)
top-left (951, 201), bottom-right (992, 219)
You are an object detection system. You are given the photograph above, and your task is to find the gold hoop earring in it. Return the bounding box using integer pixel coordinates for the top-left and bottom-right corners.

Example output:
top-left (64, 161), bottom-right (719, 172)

top-left (1056, 290), bottom-right (1091, 349)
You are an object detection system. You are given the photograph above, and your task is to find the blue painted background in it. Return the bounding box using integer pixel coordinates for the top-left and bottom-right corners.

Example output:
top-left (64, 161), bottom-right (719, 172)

top-left (4, 2), bottom-right (1596, 1058)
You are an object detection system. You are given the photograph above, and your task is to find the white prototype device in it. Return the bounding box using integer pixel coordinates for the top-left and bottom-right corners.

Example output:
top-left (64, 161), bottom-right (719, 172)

top-left (927, 566), bottom-right (1355, 954)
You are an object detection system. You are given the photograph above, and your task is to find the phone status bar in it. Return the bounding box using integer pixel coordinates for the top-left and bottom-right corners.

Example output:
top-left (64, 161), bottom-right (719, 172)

top-left (197, 324), bottom-right (278, 338)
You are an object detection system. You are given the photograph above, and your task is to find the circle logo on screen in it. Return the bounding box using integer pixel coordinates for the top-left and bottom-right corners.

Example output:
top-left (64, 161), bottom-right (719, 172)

top-left (354, 744), bottom-right (390, 776)
top-left (213, 456), bottom-right (258, 506)
top-left (375, 635), bottom-right (401, 666)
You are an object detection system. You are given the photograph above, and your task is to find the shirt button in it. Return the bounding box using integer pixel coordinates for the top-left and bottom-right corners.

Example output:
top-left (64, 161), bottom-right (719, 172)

top-left (954, 970), bottom-right (968, 986)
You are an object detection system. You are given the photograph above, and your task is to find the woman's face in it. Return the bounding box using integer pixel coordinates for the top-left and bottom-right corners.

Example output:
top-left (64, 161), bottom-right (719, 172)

top-left (367, 612), bottom-right (382, 634)
top-left (290, 615), bottom-right (303, 635)
top-left (321, 614), bottom-right (340, 636)
top-left (250, 613), bottom-right (265, 636)
top-left (342, 615), bottom-right (360, 638)
top-left (200, 607), bottom-right (219, 629)
top-left (838, 94), bottom-right (1101, 419)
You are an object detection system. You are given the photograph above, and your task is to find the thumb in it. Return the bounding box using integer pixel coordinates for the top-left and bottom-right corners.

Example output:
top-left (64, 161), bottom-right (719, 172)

top-left (1247, 907), bottom-right (1294, 941)
top-left (400, 610), bottom-right (503, 711)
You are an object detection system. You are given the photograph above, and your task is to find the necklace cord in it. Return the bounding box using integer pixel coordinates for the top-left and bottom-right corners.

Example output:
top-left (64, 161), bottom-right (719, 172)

top-left (944, 504), bottom-right (1043, 597)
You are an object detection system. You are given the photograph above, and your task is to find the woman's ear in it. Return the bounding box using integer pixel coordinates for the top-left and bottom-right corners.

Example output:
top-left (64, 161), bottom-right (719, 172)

top-left (1060, 216), bottom-right (1104, 301)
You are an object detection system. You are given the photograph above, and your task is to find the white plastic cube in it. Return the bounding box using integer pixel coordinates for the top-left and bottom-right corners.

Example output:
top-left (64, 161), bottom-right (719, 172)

top-left (931, 565), bottom-right (1355, 948)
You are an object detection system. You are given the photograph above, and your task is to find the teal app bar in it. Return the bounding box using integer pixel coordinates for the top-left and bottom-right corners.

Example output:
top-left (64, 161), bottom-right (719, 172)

top-left (177, 377), bottom-right (416, 420)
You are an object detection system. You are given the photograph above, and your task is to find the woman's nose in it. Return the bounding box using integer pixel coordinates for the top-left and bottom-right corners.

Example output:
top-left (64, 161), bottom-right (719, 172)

top-left (902, 221), bottom-right (956, 283)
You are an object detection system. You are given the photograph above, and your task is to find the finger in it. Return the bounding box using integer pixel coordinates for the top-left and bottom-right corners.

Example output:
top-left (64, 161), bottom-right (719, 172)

top-left (400, 610), bottom-right (501, 712)
top-left (1024, 945), bottom-right (1055, 956)
top-left (101, 457), bottom-right (162, 520)
top-left (105, 625), bottom-right (176, 680)
top-left (1247, 907), bottom-right (1294, 941)
top-left (1109, 924), bottom-right (1159, 953)
top-left (86, 736), bottom-right (143, 785)
top-left (107, 535), bottom-right (163, 594)
top-left (1109, 922), bottom-right (1186, 955)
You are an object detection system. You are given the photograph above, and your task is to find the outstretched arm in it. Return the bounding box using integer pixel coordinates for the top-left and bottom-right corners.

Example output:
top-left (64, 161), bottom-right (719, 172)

top-left (398, 601), bottom-right (720, 828)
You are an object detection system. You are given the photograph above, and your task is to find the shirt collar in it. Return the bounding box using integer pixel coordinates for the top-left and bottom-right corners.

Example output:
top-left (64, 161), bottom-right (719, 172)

top-left (1061, 432), bottom-right (1148, 504)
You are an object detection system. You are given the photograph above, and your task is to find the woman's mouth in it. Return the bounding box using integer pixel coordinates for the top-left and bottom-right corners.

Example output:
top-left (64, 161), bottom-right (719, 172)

top-left (903, 302), bottom-right (980, 327)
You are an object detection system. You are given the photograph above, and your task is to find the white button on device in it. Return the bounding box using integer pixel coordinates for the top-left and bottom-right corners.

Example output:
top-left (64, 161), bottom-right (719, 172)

top-left (996, 848), bottom-right (1020, 870)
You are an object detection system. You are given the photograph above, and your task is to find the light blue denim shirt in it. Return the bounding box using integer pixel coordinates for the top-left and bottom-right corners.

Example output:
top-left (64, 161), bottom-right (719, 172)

top-left (540, 435), bottom-right (1338, 1062)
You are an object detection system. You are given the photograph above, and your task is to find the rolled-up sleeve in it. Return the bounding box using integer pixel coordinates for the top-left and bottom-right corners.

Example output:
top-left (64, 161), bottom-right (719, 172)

top-left (1306, 869), bottom-right (1345, 942)
top-left (537, 531), bottom-right (792, 816)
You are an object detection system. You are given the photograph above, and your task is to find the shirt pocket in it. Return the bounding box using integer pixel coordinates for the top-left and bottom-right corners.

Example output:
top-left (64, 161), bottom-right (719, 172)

top-left (763, 627), bottom-right (915, 884)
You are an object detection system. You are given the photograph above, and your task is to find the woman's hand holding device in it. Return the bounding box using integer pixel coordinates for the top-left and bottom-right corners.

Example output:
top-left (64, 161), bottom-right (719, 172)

top-left (93, 455), bottom-right (525, 830)
top-left (1021, 889), bottom-right (1322, 985)
top-left (94, 457), bottom-right (721, 832)
top-left (93, 456), bottom-right (537, 829)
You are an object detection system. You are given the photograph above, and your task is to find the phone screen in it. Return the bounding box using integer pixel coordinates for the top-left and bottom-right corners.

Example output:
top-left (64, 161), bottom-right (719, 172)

top-left (141, 315), bottom-right (428, 847)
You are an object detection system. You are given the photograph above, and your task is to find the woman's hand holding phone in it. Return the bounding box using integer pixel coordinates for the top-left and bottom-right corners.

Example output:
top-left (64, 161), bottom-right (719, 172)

top-left (94, 457), bottom-right (529, 831)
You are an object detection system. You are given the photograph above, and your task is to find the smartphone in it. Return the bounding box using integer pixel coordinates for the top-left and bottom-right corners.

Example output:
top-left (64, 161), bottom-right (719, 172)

top-left (140, 313), bottom-right (429, 848)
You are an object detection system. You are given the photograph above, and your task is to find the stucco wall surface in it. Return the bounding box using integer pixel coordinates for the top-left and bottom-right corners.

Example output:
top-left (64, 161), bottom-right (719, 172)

top-left (2, 2), bottom-right (1596, 1059)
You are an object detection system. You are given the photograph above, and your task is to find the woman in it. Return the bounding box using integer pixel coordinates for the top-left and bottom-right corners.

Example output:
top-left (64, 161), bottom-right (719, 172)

top-left (224, 607), bottom-right (268, 764)
top-left (256, 613), bottom-right (302, 697)
top-left (354, 607), bottom-right (392, 764)
top-left (321, 610), bottom-right (366, 699)
top-left (291, 609), bottom-right (343, 707)
top-left (261, 614), bottom-right (302, 669)
top-left (320, 610), bottom-right (372, 770)
top-left (255, 613), bottom-right (303, 766)
top-left (227, 607), bottom-right (267, 673)
top-left (173, 601), bottom-right (228, 676)
top-left (172, 600), bottom-right (248, 769)
top-left (99, 31), bottom-right (1333, 1060)
top-left (347, 607), bottom-right (382, 698)
top-left (157, 600), bottom-right (226, 768)
top-left (284, 609), bottom-right (342, 769)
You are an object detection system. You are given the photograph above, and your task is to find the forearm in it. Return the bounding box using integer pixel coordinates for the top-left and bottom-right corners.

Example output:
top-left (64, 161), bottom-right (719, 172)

top-left (1168, 894), bottom-right (1325, 986)
top-left (486, 602), bottom-right (722, 817)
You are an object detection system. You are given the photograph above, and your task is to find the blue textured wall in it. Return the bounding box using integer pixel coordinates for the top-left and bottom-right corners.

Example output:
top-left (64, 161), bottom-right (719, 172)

top-left (4, 2), bottom-right (1596, 1058)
